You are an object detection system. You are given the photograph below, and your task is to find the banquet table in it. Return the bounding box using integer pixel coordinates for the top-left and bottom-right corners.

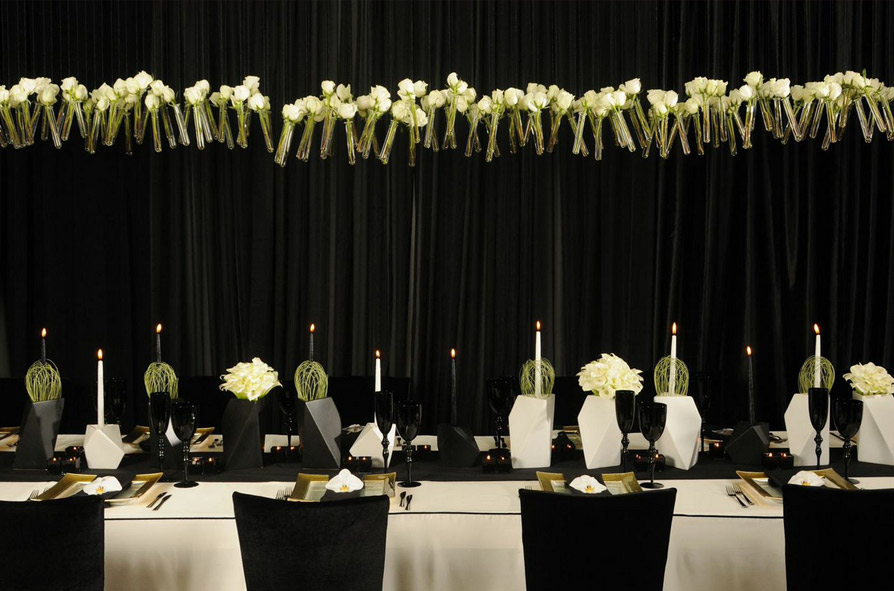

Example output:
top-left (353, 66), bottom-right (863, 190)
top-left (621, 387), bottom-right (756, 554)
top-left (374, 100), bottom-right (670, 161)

top-left (1, 432), bottom-right (892, 591)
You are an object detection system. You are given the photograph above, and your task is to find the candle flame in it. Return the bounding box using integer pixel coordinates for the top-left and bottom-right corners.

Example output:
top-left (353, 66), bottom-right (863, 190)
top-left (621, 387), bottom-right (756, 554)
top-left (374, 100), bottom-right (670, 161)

top-left (310, 323), bottom-right (315, 333)
top-left (97, 349), bottom-right (103, 360)
top-left (156, 323), bottom-right (162, 334)
top-left (672, 322), bottom-right (677, 335)
top-left (375, 349), bottom-right (381, 359)
top-left (536, 321), bottom-right (541, 331)
top-left (746, 346), bottom-right (752, 356)
top-left (451, 348), bottom-right (456, 359)
top-left (814, 323), bottom-right (820, 335)
top-left (41, 328), bottom-right (47, 338)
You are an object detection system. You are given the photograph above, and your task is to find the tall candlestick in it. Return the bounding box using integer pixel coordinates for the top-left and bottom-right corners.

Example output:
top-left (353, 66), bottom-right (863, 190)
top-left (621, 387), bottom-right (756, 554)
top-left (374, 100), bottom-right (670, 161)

top-left (450, 348), bottom-right (457, 425)
top-left (97, 349), bottom-right (105, 427)
top-left (813, 324), bottom-right (821, 389)
top-left (747, 346), bottom-right (755, 425)
top-left (155, 323), bottom-right (162, 362)
top-left (41, 328), bottom-right (47, 363)
top-left (668, 322), bottom-right (678, 395)
top-left (374, 350), bottom-right (382, 392)
top-left (309, 323), bottom-right (315, 362)
top-left (535, 321), bottom-right (542, 398)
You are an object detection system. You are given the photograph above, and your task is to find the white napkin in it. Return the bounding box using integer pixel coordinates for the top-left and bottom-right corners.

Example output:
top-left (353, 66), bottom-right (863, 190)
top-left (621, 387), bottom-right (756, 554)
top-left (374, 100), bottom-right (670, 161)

top-left (788, 471), bottom-right (826, 487)
top-left (569, 475), bottom-right (607, 494)
top-left (83, 476), bottom-right (122, 496)
top-left (325, 469), bottom-right (364, 493)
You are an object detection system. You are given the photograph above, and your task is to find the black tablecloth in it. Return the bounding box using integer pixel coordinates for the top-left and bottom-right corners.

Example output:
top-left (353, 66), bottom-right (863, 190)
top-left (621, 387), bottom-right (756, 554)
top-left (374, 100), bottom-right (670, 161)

top-left (2, 443), bottom-right (893, 484)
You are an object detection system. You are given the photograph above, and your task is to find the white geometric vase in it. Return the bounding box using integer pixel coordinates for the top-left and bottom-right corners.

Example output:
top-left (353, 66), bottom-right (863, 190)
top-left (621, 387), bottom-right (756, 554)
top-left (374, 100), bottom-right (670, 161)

top-left (654, 396), bottom-right (701, 470)
top-left (577, 396), bottom-right (621, 469)
top-left (783, 393), bottom-right (830, 467)
top-left (854, 393), bottom-right (894, 466)
top-left (84, 424), bottom-right (125, 470)
top-left (509, 394), bottom-right (555, 469)
top-left (349, 422), bottom-right (397, 469)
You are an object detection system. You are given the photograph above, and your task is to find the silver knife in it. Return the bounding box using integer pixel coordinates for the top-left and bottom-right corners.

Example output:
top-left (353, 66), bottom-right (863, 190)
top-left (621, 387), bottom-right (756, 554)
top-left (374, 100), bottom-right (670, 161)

top-left (194, 432), bottom-right (212, 445)
top-left (153, 494), bottom-right (172, 511)
top-left (146, 491), bottom-right (167, 509)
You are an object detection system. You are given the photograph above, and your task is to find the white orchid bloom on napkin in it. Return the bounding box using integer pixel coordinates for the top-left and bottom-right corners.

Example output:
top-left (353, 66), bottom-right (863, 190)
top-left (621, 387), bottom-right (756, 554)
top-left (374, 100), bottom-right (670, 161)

top-left (789, 471), bottom-right (826, 487)
top-left (84, 476), bottom-right (123, 496)
top-left (569, 475), bottom-right (606, 494)
top-left (326, 469), bottom-right (364, 493)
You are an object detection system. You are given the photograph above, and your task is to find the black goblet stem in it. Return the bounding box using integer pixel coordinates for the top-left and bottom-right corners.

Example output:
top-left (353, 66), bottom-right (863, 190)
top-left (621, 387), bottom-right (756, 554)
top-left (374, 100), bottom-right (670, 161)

top-left (381, 434), bottom-right (390, 474)
top-left (157, 436), bottom-right (165, 472)
top-left (648, 442), bottom-right (657, 487)
top-left (286, 414), bottom-right (292, 448)
top-left (814, 431), bottom-right (823, 469)
top-left (620, 433), bottom-right (630, 471)
top-left (405, 444), bottom-right (414, 484)
top-left (182, 439), bottom-right (190, 484)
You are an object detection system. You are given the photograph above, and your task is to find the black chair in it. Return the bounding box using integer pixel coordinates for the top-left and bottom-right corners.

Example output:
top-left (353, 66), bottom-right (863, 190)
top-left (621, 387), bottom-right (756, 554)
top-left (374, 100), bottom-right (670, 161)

top-left (0, 495), bottom-right (104, 590)
top-left (232, 492), bottom-right (389, 591)
top-left (518, 488), bottom-right (676, 591)
top-left (783, 485), bottom-right (894, 591)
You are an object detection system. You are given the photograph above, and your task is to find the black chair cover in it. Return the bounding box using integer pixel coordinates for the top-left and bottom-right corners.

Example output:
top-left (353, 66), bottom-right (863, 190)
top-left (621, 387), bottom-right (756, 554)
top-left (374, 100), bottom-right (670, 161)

top-left (232, 491), bottom-right (389, 591)
top-left (518, 488), bottom-right (676, 591)
top-left (0, 495), bottom-right (104, 591)
top-left (783, 484), bottom-right (894, 591)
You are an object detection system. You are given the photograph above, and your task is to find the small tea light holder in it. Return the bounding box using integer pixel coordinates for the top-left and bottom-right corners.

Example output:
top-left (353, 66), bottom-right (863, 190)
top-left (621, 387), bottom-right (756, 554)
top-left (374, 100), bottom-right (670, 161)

top-left (270, 446), bottom-right (286, 463)
top-left (190, 456), bottom-right (205, 475)
top-left (634, 453), bottom-right (666, 472)
top-left (708, 441), bottom-right (725, 459)
top-left (762, 452), bottom-right (778, 470)
top-left (204, 456), bottom-right (220, 474)
top-left (344, 455), bottom-right (373, 473)
top-left (287, 445), bottom-right (300, 462)
top-left (65, 446), bottom-right (85, 459)
top-left (482, 453), bottom-right (497, 473)
top-left (416, 444), bottom-right (432, 460)
top-left (62, 455), bottom-right (81, 473)
top-left (46, 456), bottom-right (62, 475)
top-left (777, 452), bottom-right (794, 469)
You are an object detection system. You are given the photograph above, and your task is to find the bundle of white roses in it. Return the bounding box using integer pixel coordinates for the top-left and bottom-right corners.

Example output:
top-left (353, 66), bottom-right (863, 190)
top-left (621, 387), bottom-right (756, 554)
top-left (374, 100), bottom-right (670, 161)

top-left (646, 89), bottom-right (679, 159)
top-left (247, 90), bottom-right (273, 153)
top-left (380, 96), bottom-right (428, 166)
top-left (684, 77), bottom-right (727, 146)
top-left (295, 94), bottom-right (324, 161)
top-left (35, 81), bottom-right (62, 149)
top-left (211, 85), bottom-right (235, 149)
top-left (219, 357), bottom-right (281, 402)
top-left (229, 75), bottom-right (263, 149)
top-left (396, 78), bottom-right (428, 148)
top-left (59, 77), bottom-right (89, 142)
top-left (420, 89), bottom-right (445, 151)
top-left (356, 85), bottom-right (391, 159)
top-left (843, 362), bottom-right (894, 397)
top-left (8, 78), bottom-right (38, 146)
top-left (577, 353), bottom-right (644, 398)
top-left (522, 84), bottom-right (549, 155)
top-left (501, 87), bottom-right (526, 154)
top-left (318, 81), bottom-right (352, 159)
top-left (442, 72), bottom-right (468, 149)
top-left (183, 80), bottom-right (214, 150)
top-left (148, 79), bottom-right (179, 149)
top-left (478, 89), bottom-right (506, 162)
top-left (545, 85), bottom-right (574, 153)
top-left (0, 85), bottom-right (21, 148)
top-left (274, 100), bottom-right (305, 166)
top-left (334, 91), bottom-right (358, 164)
top-left (619, 78), bottom-right (649, 149)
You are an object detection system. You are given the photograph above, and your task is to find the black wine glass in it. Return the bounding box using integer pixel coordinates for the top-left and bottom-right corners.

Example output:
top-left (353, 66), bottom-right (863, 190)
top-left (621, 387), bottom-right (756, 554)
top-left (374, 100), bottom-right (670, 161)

top-left (487, 378), bottom-right (515, 450)
top-left (374, 390), bottom-right (394, 472)
top-left (171, 401), bottom-right (199, 488)
top-left (396, 401), bottom-right (422, 488)
top-left (149, 392), bottom-right (171, 472)
top-left (615, 390), bottom-right (636, 471)
top-left (808, 387), bottom-right (829, 469)
top-left (278, 386), bottom-right (297, 448)
top-left (639, 402), bottom-right (668, 489)
top-left (832, 398), bottom-right (862, 484)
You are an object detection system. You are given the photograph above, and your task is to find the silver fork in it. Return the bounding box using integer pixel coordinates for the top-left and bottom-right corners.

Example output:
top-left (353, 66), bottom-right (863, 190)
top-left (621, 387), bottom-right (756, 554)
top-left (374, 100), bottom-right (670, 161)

top-left (726, 485), bottom-right (747, 508)
top-left (732, 483), bottom-right (754, 505)
top-left (27, 489), bottom-right (39, 501)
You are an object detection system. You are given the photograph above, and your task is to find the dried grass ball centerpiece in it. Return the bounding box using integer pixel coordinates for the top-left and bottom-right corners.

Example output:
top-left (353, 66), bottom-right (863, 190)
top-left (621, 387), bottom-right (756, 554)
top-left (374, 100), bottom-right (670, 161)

top-left (798, 356), bottom-right (835, 393)
top-left (654, 356), bottom-right (689, 396)
top-left (219, 357), bottom-right (281, 401)
top-left (519, 358), bottom-right (555, 399)
top-left (577, 353), bottom-right (644, 398)
top-left (294, 360), bottom-right (329, 402)
top-left (25, 359), bottom-right (62, 403)
top-left (144, 361), bottom-right (179, 399)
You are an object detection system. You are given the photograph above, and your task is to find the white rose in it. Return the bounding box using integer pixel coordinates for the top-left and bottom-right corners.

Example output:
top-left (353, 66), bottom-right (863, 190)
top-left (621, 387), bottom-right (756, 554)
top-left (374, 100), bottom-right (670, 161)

top-left (38, 84), bottom-right (59, 105)
top-left (184, 87), bottom-right (202, 105)
top-left (621, 78), bottom-right (642, 95)
top-left (663, 90), bottom-right (678, 108)
top-left (321, 80), bottom-right (336, 95)
top-left (161, 86), bottom-right (176, 104)
top-left (336, 83), bottom-right (352, 101)
top-left (356, 95), bottom-right (374, 111)
top-left (413, 80), bottom-right (428, 98)
top-left (477, 96), bottom-right (492, 114)
top-left (398, 78), bottom-right (415, 98)
top-left (738, 84), bottom-right (754, 101)
top-left (113, 78), bottom-right (128, 96)
top-left (744, 71), bottom-right (763, 88)
top-left (646, 89), bottom-right (665, 106)
top-left (9, 85), bottom-right (26, 105)
top-left (455, 96), bottom-right (469, 112)
top-left (144, 93), bottom-right (160, 110)
top-left (150, 80), bottom-right (166, 96)
top-left (337, 102), bottom-right (357, 119)
top-left (219, 85), bottom-right (233, 100)
top-left (75, 85), bottom-right (88, 101)
top-left (18, 78), bottom-right (37, 94)
top-left (134, 70), bottom-right (154, 90)
top-left (447, 72), bottom-right (459, 88)
top-left (281, 103), bottom-right (302, 122)
top-left (61, 77), bottom-right (78, 92)
top-left (96, 96), bottom-right (110, 111)
top-left (0, 87), bottom-right (8, 104)
top-left (233, 85), bottom-right (250, 103)
top-left (684, 98), bottom-right (699, 114)
top-left (305, 96), bottom-right (323, 114)
top-left (242, 75), bottom-right (260, 92)
top-left (247, 93), bottom-right (267, 111)
top-left (827, 83), bottom-right (842, 100)
top-left (197, 80), bottom-right (211, 94)
top-left (556, 91), bottom-right (574, 111)
top-left (125, 77), bottom-right (140, 95)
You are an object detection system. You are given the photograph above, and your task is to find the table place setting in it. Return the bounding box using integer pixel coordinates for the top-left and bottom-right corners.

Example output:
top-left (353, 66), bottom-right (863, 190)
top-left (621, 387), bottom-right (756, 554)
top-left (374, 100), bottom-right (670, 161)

top-left (536, 471), bottom-right (645, 495)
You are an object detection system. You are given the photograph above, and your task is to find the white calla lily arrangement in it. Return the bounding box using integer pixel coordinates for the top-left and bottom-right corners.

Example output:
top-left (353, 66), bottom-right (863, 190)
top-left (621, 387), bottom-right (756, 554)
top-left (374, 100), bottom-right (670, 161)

top-left (219, 357), bottom-right (282, 402)
top-left (4, 69), bottom-right (893, 167)
top-left (844, 362), bottom-right (894, 397)
top-left (577, 353), bottom-right (644, 399)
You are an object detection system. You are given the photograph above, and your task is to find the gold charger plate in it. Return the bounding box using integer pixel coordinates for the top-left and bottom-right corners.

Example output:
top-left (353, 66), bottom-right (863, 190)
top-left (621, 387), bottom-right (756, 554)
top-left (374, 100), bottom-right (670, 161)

top-left (106, 472), bottom-right (163, 505)
top-left (33, 474), bottom-right (97, 501)
top-left (536, 472), bottom-right (567, 493)
top-left (289, 472), bottom-right (397, 502)
top-left (737, 468), bottom-right (857, 502)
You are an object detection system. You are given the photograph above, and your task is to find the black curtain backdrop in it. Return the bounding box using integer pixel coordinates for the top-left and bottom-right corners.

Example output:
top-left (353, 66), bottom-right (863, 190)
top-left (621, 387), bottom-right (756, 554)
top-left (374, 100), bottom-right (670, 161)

top-left (1, 0), bottom-right (893, 433)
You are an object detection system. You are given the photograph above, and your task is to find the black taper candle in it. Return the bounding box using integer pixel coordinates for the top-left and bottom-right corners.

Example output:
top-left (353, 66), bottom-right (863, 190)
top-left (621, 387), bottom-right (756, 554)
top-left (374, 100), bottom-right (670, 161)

top-left (309, 324), bottom-right (315, 361)
top-left (747, 346), bottom-right (755, 425)
top-left (40, 328), bottom-right (47, 363)
top-left (450, 349), bottom-right (457, 426)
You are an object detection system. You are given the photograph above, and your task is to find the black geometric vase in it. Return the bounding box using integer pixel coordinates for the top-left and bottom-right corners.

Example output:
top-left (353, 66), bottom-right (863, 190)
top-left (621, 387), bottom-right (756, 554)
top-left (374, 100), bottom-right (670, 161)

top-left (437, 423), bottom-right (480, 467)
top-left (301, 398), bottom-right (342, 469)
top-left (14, 399), bottom-right (64, 470)
top-left (222, 397), bottom-right (264, 471)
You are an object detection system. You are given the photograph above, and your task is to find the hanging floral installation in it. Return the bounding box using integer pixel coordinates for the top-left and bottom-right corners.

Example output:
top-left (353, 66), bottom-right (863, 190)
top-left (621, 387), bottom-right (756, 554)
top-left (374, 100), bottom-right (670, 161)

top-left (1, 70), bottom-right (891, 165)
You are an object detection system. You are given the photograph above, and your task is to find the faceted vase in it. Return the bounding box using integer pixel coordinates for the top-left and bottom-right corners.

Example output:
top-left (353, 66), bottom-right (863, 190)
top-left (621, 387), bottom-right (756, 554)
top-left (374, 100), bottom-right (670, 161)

top-left (854, 393), bottom-right (894, 466)
top-left (654, 396), bottom-right (701, 470)
top-left (508, 394), bottom-right (555, 469)
top-left (13, 399), bottom-right (64, 470)
top-left (577, 396), bottom-right (622, 469)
